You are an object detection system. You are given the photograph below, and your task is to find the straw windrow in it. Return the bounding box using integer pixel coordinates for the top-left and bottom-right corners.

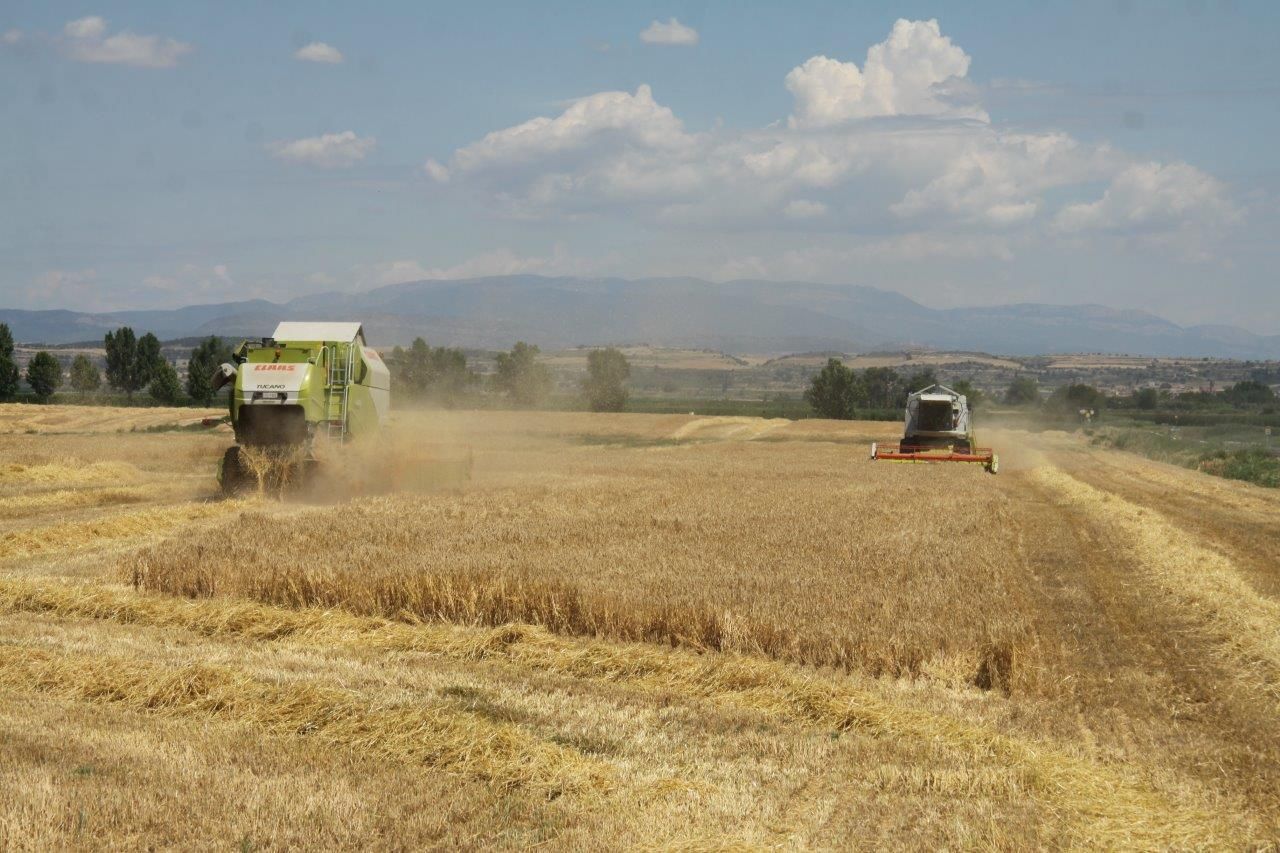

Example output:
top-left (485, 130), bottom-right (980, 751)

top-left (1031, 466), bottom-right (1280, 709)
top-left (0, 637), bottom-right (611, 797)
top-left (0, 575), bottom-right (1245, 847)
top-left (0, 502), bottom-right (247, 561)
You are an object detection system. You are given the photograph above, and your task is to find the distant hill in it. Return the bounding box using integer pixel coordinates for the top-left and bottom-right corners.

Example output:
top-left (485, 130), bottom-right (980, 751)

top-left (3, 276), bottom-right (1277, 358)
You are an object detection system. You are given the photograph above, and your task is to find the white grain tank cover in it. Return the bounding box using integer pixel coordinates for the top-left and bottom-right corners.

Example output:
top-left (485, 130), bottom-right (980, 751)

top-left (271, 322), bottom-right (365, 344)
top-left (362, 347), bottom-right (392, 425)
top-left (362, 347), bottom-right (390, 390)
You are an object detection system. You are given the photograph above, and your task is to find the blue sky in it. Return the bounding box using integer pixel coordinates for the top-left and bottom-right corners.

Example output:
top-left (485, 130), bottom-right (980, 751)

top-left (2, 1), bottom-right (1277, 331)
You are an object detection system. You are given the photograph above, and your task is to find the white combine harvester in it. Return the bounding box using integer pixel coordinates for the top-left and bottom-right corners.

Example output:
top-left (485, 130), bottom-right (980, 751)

top-left (870, 384), bottom-right (998, 474)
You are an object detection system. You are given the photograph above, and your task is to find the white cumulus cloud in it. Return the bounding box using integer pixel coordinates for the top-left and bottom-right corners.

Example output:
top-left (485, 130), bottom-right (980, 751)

top-left (449, 85), bottom-right (691, 176)
top-left (1054, 162), bottom-right (1238, 233)
top-left (294, 41), bottom-right (343, 63)
top-left (715, 234), bottom-right (1015, 281)
top-left (1, 29), bottom-right (24, 46)
top-left (428, 88), bottom-right (1108, 229)
top-left (364, 260), bottom-right (432, 286)
top-left (359, 246), bottom-right (594, 287)
top-left (423, 158), bottom-right (451, 182)
top-left (64, 16), bottom-right (107, 39)
top-left (421, 18), bottom-right (1237, 257)
top-left (33, 269), bottom-right (98, 307)
top-left (786, 18), bottom-right (983, 126)
top-left (268, 131), bottom-right (376, 168)
top-left (890, 132), bottom-right (1118, 226)
top-left (142, 263), bottom-right (234, 295)
top-left (639, 18), bottom-right (699, 46)
top-left (783, 199), bottom-right (827, 219)
top-left (60, 15), bottom-right (192, 68)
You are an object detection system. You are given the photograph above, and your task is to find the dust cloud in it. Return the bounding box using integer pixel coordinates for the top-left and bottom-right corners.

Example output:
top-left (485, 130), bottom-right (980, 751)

top-left (227, 409), bottom-right (476, 502)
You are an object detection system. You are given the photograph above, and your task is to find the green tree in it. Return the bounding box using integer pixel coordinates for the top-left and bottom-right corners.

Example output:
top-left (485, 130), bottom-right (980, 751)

top-left (104, 327), bottom-right (141, 397)
top-left (389, 337), bottom-right (476, 405)
top-left (493, 341), bottom-right (552, 406)
top-left (394, 338), bottom-right (434, 397)
top-left (1134, 387), bottom-right (1160, 410)
top-left (860, 366), bottom-right (898, 409)
top-left (430, 346), bottom-right (477, 405)
top-left (136, 332), bottom-right (165, 389)
top-left (149, 360), bottom-right (183, 405)
top-left (1046, 383), bottom-right (1105, 413)
top-left (0, 323), bottom-right (19, 400)
top-left (951, 379), bottom-right (984, 410)
top-left (389, 347), bottom-right (409, 388)
top-left (25, 351), bottom-right (63, 401)
top-left (1004, 376), bottom-right (1040, 406)
top-left (896, 368), bottom-right (939, 407)
top-left (105, 328), bottom-right (164, 399)
top-left (69, 354), bottom-right (101, 393)
top-left (186, 336), bottom-right (232, 405)
top-left (804, 358), bottom-right (858, 419)
top-left (583, 347), bottom-right (631, 412)
top-left (1223, 380), bottom-right (1275, 407)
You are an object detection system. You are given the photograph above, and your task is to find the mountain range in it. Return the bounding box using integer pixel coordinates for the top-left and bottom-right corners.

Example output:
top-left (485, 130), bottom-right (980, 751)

top-left (3, 276), bottom-right (1277, 358)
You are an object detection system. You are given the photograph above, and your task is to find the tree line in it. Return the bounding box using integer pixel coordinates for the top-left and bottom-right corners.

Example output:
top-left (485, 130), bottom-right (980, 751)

top-left (388, 338), bottom-right (631, 411)
top-left (1005, 377), bottom-right (1275, 416)
top-left (2, 324), bottom-right (633, 411)
top-left (806, 367), bottom-right (1275, 422)
top-left (0, 323), bottom-right (231, 405)
top-left (6, 325), bottom-right (1272, 419)
top-left (803, 359), bottom-right (984, 420)
top-left (0, 323), bottom-right (84, 403)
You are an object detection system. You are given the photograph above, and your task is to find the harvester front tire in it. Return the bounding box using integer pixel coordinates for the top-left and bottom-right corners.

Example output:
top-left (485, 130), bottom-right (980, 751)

top-left (219, 446), bottom-right (250, 496)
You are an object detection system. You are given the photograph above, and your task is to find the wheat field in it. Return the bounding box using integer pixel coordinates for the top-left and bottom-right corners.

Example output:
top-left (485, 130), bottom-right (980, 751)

top-left (1, 403), bottom-right (1278, 849)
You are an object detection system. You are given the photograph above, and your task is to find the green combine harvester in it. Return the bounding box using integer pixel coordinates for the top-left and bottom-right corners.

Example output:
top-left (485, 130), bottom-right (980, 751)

top-left (212, 322), bottom-right (390, 494)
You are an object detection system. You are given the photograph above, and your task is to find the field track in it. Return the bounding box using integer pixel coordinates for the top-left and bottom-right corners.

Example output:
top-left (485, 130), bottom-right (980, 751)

top-left (0, 405), bottom-right (1277, 848)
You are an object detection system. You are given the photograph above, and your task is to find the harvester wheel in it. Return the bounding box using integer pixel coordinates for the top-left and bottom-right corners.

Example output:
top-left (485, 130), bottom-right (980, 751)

top-left (953, 440), bottom-right (972, 454)
top-left (219, 446), bottom-right (250, 496)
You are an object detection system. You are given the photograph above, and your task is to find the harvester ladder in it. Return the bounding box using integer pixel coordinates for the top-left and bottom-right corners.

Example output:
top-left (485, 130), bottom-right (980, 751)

top-left (325, 344), bottom-right (354, 441)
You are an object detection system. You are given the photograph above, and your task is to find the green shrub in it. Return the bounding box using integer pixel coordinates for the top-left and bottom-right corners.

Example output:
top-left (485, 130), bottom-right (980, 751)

top-left (1197, 450), bottom-right (1280, 488)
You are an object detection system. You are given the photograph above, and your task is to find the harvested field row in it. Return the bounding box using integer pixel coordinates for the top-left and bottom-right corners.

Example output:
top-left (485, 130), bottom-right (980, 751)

top-left (0, 692), bottom-right (562, 850)
top-left (1039, 440), bottom-right (1280, 597)
top-left (0, 582), bottom-right (1056, 848)
top-left (0, 404), bottom-right (223, 435)
top-left (413, 409), bottom-right (889, 448)
top-left (0, 639), bottom-right (608, 796)
top-left (669, 416), bottom-right (789, 440)
top-left (0, 502), bottom-right (248, 562)
top-left (0, 487), bottom-right (147, 519)
top-left (1031, 466), bottom-right (1280, 710)
top-left (0, 432), bottom-right (227, 479)
top-left (0, 460), bottom-right (141, 488)
top-left (0, 574), bottom-right (1250, 848)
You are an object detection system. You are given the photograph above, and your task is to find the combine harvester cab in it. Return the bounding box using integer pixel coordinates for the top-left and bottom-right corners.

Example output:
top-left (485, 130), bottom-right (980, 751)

top-left (870, 384), bottom-right (998, 474)
top-left (212, 322), bottom-right (390, 493)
